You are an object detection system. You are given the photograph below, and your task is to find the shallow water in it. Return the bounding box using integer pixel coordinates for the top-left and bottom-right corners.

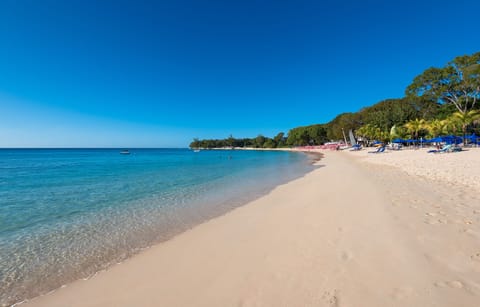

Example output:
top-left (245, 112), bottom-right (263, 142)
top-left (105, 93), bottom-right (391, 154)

top-left (0, 148), bottom-right (316, 305)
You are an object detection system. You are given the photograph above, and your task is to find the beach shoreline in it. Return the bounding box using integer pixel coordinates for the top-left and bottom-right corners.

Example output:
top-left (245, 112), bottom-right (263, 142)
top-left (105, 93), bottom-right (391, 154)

top-left (1, 149), bottom-right (318, 307)
top-left (21, 149), bottom-right (480, 306)
top-left (206, 146), bottom-right (325, 163)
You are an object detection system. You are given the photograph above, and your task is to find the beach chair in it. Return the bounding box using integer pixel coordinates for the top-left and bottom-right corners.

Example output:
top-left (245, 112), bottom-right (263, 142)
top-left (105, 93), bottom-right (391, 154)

top-left (368, 146), bottom-right (385, 154)
top-left (350, 144), bottom-right (362, 151)
top-left (427, 144), bottom-right (452, 153)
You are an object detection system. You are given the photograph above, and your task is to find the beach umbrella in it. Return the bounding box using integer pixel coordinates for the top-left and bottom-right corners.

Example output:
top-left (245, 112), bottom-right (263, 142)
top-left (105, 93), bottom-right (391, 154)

top-left (429, 137), bottom-right (443, 143)
top-left (465, 133), bottom-right (479, 145)
top-left (392, 138), bottom-right (404, 143)
top-left (466, 133), bottom-right (478, 141)
top-left (442, 136), bottom-right (454, 145)
top-left (442, 135), bottom-right (462, 145)
top-left (419, 138), bottom-right (429, 147)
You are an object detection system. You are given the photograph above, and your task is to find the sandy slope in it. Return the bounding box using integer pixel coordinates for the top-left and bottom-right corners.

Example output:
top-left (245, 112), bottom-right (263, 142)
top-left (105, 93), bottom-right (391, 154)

top-left (23, 151), bottom-right (480, 307)
top-left (349, 147), bottom-right (480, 190)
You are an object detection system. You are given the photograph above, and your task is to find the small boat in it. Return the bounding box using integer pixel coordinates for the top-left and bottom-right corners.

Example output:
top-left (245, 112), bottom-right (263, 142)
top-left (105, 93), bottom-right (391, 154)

top-left (120, 150), bottom-right (130, 155)
top-left (193, 149), bottom-right (200, 152)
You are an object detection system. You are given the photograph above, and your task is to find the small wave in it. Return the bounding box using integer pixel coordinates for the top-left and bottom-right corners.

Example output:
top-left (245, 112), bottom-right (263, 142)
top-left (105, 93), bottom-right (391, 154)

top-left (0, 149), bottom-right (314, 306)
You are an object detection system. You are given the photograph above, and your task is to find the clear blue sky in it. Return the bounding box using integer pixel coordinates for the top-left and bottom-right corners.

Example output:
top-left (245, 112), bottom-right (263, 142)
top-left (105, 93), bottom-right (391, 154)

top-left (1, 0), bottom-right (479, 147)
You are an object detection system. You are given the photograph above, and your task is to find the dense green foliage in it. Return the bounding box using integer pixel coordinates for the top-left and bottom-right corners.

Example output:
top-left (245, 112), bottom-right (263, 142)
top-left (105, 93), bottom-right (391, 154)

top-left (285, 125), bottom-right (328, 146)
top-left (406, 52), bottom-right (480, 114)
top-left (325, 112), bottom-right (361, 141)
top-left (189, 134), bottom-right (286, 149)
top-left (190, 52), bottom-right (480, 149)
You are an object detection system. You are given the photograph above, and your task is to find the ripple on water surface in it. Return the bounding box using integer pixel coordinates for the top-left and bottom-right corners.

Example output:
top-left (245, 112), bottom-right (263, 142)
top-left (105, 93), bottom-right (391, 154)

top-left (0, 148), bottom-right (317, 305)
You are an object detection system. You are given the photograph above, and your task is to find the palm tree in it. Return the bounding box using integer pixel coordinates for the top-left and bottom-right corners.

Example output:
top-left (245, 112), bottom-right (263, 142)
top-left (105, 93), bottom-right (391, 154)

top-left (356, 124), bottom-right (390, 145)
top-left (441, 118), bottom-right (459, 135)
top-left (404, 118), bottom-right (426, 140)
top-left (356, 124), bottom-right (375, 142)
top-left (425, 119), bottom-right (445, 138)
top-left (389, 125), bottom-right (398, 141)
top-left (450, 110), bottom-right (480, 144)
top-left (376, 129), bottom-right (390, 143)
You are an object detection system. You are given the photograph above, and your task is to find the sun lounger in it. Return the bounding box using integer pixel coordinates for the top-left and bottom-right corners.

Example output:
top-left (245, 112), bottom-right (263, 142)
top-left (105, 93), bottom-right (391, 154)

top-left (368, 146), bottom-right (385, 154)
top-left (350, 144), bottom-right (362, 151)
top-left (427, 145), bottom-right (452, 153)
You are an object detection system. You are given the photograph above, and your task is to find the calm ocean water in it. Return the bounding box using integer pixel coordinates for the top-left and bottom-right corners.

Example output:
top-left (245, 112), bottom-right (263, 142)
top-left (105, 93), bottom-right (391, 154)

top-left (0, 148), bottom-right (316, 305)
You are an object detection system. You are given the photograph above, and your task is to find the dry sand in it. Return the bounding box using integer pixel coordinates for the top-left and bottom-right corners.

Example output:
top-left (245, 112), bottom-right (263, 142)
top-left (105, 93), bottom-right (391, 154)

top-left (23, 149), bottom-right (480, 307)
top-left (349, 146), bottom-right (480, 190)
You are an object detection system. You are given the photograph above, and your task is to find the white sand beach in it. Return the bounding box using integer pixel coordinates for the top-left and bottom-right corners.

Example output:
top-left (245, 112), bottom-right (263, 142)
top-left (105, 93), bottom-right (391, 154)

top-left (23, 149), bottom-right (480, 307)
top-left (349, 146), bottom-right (480, 190)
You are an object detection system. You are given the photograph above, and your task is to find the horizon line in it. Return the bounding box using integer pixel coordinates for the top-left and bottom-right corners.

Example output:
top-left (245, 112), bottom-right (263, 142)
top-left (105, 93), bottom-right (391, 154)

top-left (0, 147), bottom-right (191, 149)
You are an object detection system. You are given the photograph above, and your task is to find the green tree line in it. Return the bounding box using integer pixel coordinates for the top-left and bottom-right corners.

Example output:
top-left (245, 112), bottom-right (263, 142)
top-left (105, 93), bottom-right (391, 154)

top-left (190, 51), bottom-right (480, 149)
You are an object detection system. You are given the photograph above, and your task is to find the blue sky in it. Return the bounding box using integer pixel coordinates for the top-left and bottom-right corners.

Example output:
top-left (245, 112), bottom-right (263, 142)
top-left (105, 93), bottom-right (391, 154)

top-left (1, 0), bottom-right (479, 147)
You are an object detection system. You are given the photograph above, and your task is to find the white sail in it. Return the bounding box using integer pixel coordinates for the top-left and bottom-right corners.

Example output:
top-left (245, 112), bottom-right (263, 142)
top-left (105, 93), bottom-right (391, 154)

top-left (348, 129), bottom-right (357, 146)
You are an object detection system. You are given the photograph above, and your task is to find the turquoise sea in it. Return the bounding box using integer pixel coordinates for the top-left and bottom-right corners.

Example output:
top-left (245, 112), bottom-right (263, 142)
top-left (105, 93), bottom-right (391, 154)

top-left (0, 148), bottom-right (316, 305)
